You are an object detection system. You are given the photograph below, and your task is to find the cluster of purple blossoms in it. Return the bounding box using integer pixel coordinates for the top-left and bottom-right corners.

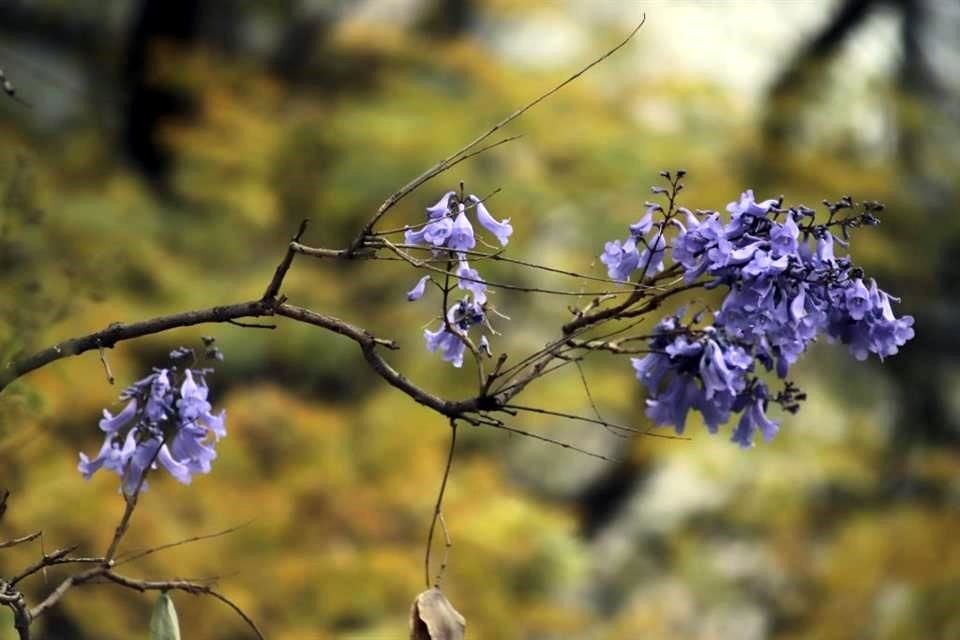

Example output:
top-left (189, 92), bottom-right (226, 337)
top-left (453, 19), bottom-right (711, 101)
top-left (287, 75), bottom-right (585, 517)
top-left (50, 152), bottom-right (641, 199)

top-left (600, 207), bottom-right (667, 281)
top-left (624, 187), bottom-right (915, 447)
top-left (405, 190), bottom-right (512, 367)
top-left (78, 347), bottom-right (226, 494)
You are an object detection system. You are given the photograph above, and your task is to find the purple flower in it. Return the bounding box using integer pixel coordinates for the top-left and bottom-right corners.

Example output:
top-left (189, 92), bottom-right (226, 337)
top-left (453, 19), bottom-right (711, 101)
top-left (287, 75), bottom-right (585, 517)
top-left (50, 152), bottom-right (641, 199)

top-left (469, 195), bottom-right (513, 246)
top-left (405, 217), bottom-right (454, 247)
top-left (699, 340), bottom-right (741, 399)
top-left (407, 275), bottom-right (431, 302)
top-left (178, 370), bottom-right (227, 440)
top-left (770, 216), bottom-right (799, 257)
top-left (618, 183), bottom-right (914, 447)
top-left (448, 207), bottom-right (476, 253)
top-left (456, 261), bottom-right (487, 304)
top-left (725, 191), bottom-right (778, 237)
top-left (631, 353), bottom-right (670, 389)
top-left (424, 326), bottom-right (467, 368)
top-left (170, 424), bottom-right (218, 475)
top-left (144, 369), bottom-right (172, 423)
top-left (78, 433), bottom-right (126, 480)
top-left (646, 375), bottom-right (700, 434)
top-left (629, 208), bottom-right (654, 236)
top-left (410, 189), bottom-right (510, 367)
top-left (79, 350), bottom-right (227, 492)
top-left (730, 393), bottom-right (780, 449)
top-left (99, 399), bottom-right (138, 433)
top-left (427, 191), bottom-right (456, 219)
top-left (742, 250), bottom-right (789, 278)
top-left (844, 279), bottom-right (872, 321)
top-left (156, 441), bottom-right (193, 484)
top-left (600, 238), bottom-right (640, 281)
top-left (816, 231), bottom-right (836, 264)
top-left (421, 298), bottom-right (492, 368)
top-left (638, 234), bottom-right (667, 277)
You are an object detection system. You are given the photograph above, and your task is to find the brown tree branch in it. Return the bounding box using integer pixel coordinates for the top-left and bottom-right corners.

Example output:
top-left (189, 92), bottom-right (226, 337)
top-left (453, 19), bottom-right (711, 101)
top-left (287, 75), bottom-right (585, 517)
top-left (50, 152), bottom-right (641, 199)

top-left (0, 300), bottom-right (277, 393)
top-left (98, 572), bottom-right (265, 640)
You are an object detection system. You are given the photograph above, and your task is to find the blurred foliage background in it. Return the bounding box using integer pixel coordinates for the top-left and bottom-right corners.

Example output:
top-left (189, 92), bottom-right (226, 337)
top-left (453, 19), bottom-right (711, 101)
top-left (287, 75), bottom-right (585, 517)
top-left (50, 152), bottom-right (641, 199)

top-left (1, 1), bottom-right (959, 638)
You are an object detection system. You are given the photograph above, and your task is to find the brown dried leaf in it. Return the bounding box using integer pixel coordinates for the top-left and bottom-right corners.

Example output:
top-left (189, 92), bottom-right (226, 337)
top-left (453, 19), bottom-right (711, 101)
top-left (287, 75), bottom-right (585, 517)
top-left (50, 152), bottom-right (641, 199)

top-left (409, 588), bottom-right (466, 640)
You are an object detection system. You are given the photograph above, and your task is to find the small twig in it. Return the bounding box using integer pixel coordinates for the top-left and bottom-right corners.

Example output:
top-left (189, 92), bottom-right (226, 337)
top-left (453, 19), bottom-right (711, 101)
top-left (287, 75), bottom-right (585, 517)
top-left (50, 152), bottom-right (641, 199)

top-left (115, 520), bottom-right (254, 567)
top-left (0, 532), bottom-right (40, 550)
top-left (28, 566), bottom-right (103, 620)
top-left (503, 404), bottom-right (689, 441)
top-left (10, 547), bottom-right (80, 586)
top-left (104, 438), bottom-right (163, 564)
top-left (383, 240), bottom-right (632, 297)
top-left (478, 420), bottom-right (621, 463)
top-left (425, 419), bottom-right (458, 589)
top-left (481, 353), bottom-right (509, 395)
top-left (262, 219), bottom-right (309, 301)
top-left (344, 21), bottom-right (645, 256)
top-left (574, 360), bottom-right (608, 428)
top-left (434, 513), bottom-right (452, 589)
top-left (96, 342), bottom-right (114, 385)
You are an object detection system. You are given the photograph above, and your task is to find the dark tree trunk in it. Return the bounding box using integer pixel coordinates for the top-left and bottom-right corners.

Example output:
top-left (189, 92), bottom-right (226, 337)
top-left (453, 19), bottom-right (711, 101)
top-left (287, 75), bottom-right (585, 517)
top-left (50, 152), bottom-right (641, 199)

top-left (121, 0), bottom-right (202, 193)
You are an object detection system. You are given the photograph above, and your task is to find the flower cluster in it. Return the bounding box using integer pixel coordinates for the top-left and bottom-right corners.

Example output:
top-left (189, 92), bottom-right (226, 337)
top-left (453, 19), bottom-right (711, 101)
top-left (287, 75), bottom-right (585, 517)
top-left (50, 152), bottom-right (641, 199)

top-left (599, 207), bottom-right (666, 281)
top-left (623, 184), bottom-right (915, 447)
top-left (405, 190), bottom-right (512, 367)
top-left (78, 346), bottom-right (226, 494)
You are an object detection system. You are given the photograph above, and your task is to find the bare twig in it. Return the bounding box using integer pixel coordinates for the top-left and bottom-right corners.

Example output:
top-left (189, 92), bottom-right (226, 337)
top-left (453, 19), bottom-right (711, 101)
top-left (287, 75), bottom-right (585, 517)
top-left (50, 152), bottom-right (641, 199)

top-left (382, 240), bottom-right (635, 297)
top-left (434, 513), bottom-right (452, 589)
top-left (478, 420), bottom-right (621, 463)
top-left (0, 532), bottom-right (41, 550)
top-left (262, 218), bottom-right (310, 301)
top-left (503, 404), bottom-right (689, 441)
top-left (344, 20), bottom-right (645, 256)
top-left (116, 520), bottom-right (253, 567)
top-left (10, 546), bottom-right (85, 586)
top-left (425, 420), bottom-right (457, 589)
top-left (96, 343), bottom-right (114, 385)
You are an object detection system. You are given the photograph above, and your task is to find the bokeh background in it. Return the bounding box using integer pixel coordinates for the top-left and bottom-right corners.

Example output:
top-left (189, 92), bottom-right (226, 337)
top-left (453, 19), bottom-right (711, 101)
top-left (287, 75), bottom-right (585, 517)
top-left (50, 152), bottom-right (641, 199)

top-left (1, 1), bottom-right (959, 638)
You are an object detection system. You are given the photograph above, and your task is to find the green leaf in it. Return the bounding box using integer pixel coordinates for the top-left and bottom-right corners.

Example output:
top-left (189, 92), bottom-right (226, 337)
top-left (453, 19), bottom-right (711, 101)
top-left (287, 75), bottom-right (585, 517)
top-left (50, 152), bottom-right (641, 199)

top-left (149, 592), bottom-right (181, 640)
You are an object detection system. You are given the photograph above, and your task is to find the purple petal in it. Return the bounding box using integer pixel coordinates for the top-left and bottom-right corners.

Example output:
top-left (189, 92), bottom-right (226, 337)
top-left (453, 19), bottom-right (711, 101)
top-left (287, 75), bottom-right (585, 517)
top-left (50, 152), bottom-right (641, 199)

top-left (470, 196), bottom-right (512, 246)
top-left (407, 275), bottom-right (431, 302)
top-left (426, 191), bottom-right (457, 219)
top-left (99, 399), bottom-right (138, 433)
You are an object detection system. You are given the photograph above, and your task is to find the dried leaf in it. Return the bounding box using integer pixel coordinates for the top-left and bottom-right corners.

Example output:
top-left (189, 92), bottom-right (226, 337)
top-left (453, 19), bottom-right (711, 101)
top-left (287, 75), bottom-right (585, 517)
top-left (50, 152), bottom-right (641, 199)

top-left (409, 588), bottom-right (465, 640)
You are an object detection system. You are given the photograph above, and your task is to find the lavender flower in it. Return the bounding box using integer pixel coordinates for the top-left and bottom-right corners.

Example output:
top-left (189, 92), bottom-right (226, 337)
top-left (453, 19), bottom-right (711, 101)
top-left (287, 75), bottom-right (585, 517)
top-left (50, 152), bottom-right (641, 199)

top-left (600, 238), bottom-right (640, 281)
top-left (469, 195), bottom-right (513, 246)
top-left (406, 190), bottom-right (510, 253)
top-left (410, 189), bottom-right (512, 366)
top-left (614, 181), bottom-right (915, 447)
top-left (427, 191), bottom-right (456, 219)
top-left (79, 345), bottom-right (227, 494)
top-left (448, 207), bottom-right (477, 253)
top-left (407, 275), bottom-right (431, 302)
top-left (601, 207), bottom-right (668, 281)
top-left (456, 261), bottom-right (487, 304)
top-left (423, 299), bottom-right (490, 368)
